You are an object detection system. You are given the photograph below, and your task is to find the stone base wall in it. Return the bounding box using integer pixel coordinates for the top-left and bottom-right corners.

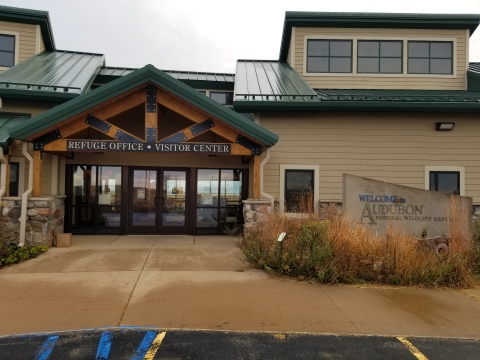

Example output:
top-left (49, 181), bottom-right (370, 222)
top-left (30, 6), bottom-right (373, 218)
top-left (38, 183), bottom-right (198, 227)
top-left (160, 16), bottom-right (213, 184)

top-left (1, 196), bottom-right (65, 246)
top-left (242, 199), bottom-right (272, 228)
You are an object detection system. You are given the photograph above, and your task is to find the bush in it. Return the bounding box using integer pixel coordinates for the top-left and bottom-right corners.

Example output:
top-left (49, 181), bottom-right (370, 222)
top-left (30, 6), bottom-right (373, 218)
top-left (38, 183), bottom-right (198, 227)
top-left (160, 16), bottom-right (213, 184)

top-left (238, 210), bottom-right (478, 287)
top-left (0, 243), bottom-right (48, 268)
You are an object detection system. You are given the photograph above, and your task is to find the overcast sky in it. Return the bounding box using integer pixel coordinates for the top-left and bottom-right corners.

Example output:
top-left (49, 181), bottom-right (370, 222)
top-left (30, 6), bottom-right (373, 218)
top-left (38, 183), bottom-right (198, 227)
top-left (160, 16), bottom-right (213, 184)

top-left (5, 0), bottom-right (480, 73)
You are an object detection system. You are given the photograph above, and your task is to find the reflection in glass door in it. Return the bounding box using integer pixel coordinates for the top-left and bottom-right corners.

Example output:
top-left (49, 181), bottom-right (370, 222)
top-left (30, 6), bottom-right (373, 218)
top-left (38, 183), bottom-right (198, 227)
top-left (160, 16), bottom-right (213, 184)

top-left (131, 169), bottom-right (158, 231)
top-left (129, 168), bottom-right (188, 234)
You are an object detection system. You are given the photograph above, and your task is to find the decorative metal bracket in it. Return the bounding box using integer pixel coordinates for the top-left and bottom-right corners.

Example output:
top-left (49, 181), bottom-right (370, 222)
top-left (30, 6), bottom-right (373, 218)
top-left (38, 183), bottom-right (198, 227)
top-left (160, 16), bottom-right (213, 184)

top-left (33, 129), bottom-right (62, 151)
top-left (235, 134), bottom-right (261, 155)
top-left (146, 127), bottom-right (156, 143)
top-left (159, 132), bottom-right (187, 144)
top-left (115, 130), bottom-right (141, 142)
top-left (146, 87), bottom-right (157, 113)
top-left (190, 118), bottom-right (214, 135)
top-left (85, 115), bottom-right (111, 133)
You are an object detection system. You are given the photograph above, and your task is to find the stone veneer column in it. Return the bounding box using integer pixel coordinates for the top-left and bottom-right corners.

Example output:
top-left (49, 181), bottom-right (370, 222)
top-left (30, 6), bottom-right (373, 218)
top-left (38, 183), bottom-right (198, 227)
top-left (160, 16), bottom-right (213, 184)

top-left (242, 199), bottom-right (272, 228)
top-left (1, 196), bottom-right (66, 246)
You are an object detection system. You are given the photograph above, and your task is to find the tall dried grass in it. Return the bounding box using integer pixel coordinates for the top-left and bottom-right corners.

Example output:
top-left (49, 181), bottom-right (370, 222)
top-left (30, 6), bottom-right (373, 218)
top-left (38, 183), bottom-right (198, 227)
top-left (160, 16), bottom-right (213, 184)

top-left (238, 195), bottom-right (478, 287)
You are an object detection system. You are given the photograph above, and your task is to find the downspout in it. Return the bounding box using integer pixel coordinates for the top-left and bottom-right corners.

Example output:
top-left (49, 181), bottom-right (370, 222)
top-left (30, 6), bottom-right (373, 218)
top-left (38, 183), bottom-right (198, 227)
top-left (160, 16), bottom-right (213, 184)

top-left (19, 142), bottom-right (33, 246)
top-left (0, 148), bottom-right (6, 205)
top-left (260, 147), bottom-right (274, 210)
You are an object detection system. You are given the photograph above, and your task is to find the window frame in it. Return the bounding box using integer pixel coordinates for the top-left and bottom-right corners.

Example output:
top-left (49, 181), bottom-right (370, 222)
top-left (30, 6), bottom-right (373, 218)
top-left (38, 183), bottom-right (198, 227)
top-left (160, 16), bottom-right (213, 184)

top-left (0, 31), bottom-right (19, 70)
top-left (357, 40), bottom-right (403, 74)
top-left (197, 90), bottom-right (233, 106)
top-left (279, 164), bottom-right (319, 215)
top-left (306, 39), bottom-right (353, 74)
top-left (7, 157), bottom-right (25, 197)
top-left (8, 162), bottom-right (19, 197)
top-left (303, 35), bottom-right (457, 78)
top-left (407, 40), bottom-right (453, 75)
top-left (424, 166), bottom-right (465, 196)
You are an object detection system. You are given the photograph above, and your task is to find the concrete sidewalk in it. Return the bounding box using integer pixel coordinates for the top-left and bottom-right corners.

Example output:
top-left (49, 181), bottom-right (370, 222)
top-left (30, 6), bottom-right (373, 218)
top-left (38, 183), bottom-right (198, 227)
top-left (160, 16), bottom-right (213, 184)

top-left (0, 235), bottom-right (480, 338)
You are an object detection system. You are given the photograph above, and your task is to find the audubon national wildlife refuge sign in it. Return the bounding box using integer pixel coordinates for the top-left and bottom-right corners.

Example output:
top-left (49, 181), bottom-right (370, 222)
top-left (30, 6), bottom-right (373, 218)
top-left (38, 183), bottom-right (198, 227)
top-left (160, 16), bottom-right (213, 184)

top-left (342, 174), bottom-right (472, 237)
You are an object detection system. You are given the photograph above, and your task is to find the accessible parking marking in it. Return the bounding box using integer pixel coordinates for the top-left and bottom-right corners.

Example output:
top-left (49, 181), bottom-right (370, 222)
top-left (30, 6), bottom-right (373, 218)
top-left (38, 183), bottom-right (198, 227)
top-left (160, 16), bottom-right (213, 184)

top-left (95, 331), bottom-right (113, 360)
top-left (34, 335), bottom-right (59, 360)
top-left (397, 337), bottom-right (428, 360)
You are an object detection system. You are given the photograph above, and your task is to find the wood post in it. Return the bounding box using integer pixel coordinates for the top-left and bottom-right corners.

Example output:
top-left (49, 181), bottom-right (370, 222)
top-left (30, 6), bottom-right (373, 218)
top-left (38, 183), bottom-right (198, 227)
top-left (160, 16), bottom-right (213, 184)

top-left (253, 155), bottom-right (260, 199)
top-left (33, 151), bottom-right (42, 197)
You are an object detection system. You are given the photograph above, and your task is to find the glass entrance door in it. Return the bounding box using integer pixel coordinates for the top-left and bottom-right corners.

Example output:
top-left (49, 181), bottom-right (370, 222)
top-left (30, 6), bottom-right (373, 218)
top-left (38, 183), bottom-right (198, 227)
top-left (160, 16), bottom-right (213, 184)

top-left (129, 168), bottom-right (188, 234)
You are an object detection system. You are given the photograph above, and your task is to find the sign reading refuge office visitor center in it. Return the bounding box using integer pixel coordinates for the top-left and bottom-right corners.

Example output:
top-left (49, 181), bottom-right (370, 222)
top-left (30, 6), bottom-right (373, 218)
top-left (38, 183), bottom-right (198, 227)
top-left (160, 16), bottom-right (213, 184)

top-left (66, 140), bottom-right (231, 154)
top-left (343, 174), bottom-right (472, 237)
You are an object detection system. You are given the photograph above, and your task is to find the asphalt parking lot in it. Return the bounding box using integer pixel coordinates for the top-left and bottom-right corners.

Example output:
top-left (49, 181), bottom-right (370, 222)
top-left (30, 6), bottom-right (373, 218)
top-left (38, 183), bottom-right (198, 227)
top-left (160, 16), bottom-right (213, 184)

top-left (1, 328), bottom-right (480, 360)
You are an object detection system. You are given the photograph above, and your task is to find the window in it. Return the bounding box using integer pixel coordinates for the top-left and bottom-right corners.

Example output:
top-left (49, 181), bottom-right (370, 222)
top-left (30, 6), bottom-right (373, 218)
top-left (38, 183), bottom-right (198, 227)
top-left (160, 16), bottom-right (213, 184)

top-left (307, 40), bottom-right (352, 73)
top-left (209, 92), bottom-right (233, 105)
top-left (357, 40), bottom-right (402, 74)
top-left (280, 165), bottom-right (319, 214)
top-left (408, 41), bottom-right (453, 74)
top-left (425, 166), bottom-right (464, 196)
top-left (0, 34), bottom-right (15, 67)
top-left (429, 172), bottom-right (460, 195)
top-left (9, 162), bottom-right (19, 196)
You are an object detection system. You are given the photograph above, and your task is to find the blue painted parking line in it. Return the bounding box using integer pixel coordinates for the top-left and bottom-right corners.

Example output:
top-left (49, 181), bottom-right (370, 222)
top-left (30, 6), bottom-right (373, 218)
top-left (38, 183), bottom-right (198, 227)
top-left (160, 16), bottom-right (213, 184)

top-left (131, 331), bottom-right (157, 360)
top-left (95, 331), bottom-right (113, 360)
top-left (34, 335), bottom-right (59, 360)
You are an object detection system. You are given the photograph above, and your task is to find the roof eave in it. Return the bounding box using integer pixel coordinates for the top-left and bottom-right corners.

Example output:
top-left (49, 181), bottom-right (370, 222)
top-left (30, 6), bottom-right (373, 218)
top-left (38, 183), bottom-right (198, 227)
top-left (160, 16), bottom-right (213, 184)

top-left (279, 12), bottom-right (480, 61)
top-left (234, 100), bottom-right (480, 113)
top-left (0, 6), bottom-right (55, 51)
top-left (0, 88), bottom-right (77, 102)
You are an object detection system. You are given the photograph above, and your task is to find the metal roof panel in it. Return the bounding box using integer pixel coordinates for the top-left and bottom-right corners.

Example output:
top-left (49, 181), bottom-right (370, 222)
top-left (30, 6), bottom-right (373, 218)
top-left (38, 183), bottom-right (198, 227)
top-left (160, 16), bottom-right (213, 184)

top-left (0, 51), bottom-right (105, 95)
top-left (0, 113), bottom-right (30, 149)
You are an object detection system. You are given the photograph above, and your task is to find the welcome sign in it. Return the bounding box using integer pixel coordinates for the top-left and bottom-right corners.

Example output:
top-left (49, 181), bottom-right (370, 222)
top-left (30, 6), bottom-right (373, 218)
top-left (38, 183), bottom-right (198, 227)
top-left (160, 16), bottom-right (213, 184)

top-left (343, 174), bottom-right (472, 237)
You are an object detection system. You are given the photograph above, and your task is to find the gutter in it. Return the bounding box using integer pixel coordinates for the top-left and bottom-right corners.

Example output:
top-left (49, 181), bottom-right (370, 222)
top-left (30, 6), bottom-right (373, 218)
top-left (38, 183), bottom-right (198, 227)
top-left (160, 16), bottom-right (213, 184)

top-left (19, 142), bottom-right (33, 246)
top-left (260, 147), bottom-right (274, 211)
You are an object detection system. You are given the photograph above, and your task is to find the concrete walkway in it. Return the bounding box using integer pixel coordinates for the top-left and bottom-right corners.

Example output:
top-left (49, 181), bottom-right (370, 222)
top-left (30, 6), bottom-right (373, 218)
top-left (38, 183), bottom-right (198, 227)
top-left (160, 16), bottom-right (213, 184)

top-left (1, 235), bottom-right (480, 338)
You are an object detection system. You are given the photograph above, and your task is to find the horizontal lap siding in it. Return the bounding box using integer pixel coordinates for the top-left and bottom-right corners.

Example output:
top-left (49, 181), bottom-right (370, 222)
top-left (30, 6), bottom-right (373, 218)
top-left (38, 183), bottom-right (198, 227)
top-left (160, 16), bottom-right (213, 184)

top-left (0, 21), bottom-right (37, 65)
top-left (293, 27), bottom-right (467, 90)
top-left (260, 112), bottom-right (480, 203)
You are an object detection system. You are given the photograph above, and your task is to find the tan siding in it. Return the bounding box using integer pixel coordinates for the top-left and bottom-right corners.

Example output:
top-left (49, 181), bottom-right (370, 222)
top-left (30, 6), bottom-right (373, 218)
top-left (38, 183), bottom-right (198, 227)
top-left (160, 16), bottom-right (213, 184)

top-left (2, 99), bottom-right (57, 117)
top-left (41, 153), bottom-right (52, 195)
top-left (0, 21), bottom-right (37, 70)
top-left (294, 27), bottom-right (467, 90)
top-left (39, 32), bottom-right (45, 52)
top-left (286, 32), bottom-right (293, 66)
top-left (260, 112), bottom-right (480, 203)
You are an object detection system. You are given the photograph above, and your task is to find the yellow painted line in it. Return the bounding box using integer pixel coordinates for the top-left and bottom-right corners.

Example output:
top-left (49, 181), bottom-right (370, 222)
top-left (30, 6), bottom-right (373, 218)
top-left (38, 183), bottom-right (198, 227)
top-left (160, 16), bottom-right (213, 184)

top-left (397, 337), bottom-right (428, 360)
top-left (144, 331), bottom-right (167, 360)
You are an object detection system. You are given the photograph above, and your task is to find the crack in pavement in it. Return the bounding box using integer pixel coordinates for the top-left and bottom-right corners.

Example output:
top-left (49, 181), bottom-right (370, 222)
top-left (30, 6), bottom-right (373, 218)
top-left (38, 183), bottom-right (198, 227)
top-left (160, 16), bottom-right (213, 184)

top-left (117, 244), bottom-right (153, 326)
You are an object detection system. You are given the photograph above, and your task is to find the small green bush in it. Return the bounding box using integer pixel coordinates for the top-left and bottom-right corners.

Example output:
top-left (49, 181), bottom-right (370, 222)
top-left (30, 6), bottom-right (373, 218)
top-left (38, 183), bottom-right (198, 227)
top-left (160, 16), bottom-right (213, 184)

top-left (0, 243), bottom-right (48, 268)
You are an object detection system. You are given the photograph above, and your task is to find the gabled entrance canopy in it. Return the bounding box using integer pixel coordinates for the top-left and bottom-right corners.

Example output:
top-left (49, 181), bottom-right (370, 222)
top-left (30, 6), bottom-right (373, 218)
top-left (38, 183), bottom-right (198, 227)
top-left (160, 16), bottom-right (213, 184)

top-left (9, 64), bottom-right (279, 198)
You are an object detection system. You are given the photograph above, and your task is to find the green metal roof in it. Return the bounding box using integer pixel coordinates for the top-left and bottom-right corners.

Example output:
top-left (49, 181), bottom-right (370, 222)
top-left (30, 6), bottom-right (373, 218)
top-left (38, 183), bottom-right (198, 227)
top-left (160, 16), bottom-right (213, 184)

top-left (0, 113), bottom-right (30, 149)
top-left (0, 51), bottom-right (105, 101)
top-left (0, 5), bottom-right (55, 51)
top-left (280, 12), bottom-right (480, 61)
top-left (467, 62), bottom-right (480, 91)
top-left (234, 88), bottom-right (480, 112)
top-left (234, 60), bottom-right (318, 102)
top-left (9, 64), bottom-right (278, 147)
top-left (95, 67), bottom-right (235, 91)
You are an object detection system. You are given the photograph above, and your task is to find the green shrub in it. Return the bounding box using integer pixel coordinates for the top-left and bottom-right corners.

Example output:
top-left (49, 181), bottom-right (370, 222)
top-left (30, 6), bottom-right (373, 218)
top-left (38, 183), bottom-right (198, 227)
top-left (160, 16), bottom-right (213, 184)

top-left (0, 243), bottom-right (48, 268)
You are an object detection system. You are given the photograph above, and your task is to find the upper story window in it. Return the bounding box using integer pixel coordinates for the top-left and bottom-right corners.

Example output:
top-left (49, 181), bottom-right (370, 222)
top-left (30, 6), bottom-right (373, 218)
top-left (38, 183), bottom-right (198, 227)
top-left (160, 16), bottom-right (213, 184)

top-left (357, 40), bottom-right (402, 74)
top-left (306, 40), bottom-right (352, 73)
top-left (0, 34), bottom-right (15, 67)
top-left (197, 90), bottom-right (233, 106)
top-left (210, 91), bottom-right (233, 105)
top-left (408, 41), bottom-right (453, 74)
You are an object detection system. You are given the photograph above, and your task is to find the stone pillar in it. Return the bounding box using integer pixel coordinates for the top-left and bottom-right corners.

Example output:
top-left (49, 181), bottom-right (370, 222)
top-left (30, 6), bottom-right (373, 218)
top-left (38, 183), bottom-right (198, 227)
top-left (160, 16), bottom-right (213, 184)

top-left (242, 199), bottom-right (272, 229)
top-left (1, 196), bottom-right (66, 246)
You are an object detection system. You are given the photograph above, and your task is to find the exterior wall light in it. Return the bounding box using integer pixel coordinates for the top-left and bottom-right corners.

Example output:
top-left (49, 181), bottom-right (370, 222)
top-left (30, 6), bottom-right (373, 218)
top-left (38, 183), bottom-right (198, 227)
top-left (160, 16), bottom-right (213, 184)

top-left (436, 122), bottom-right (455, 131)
